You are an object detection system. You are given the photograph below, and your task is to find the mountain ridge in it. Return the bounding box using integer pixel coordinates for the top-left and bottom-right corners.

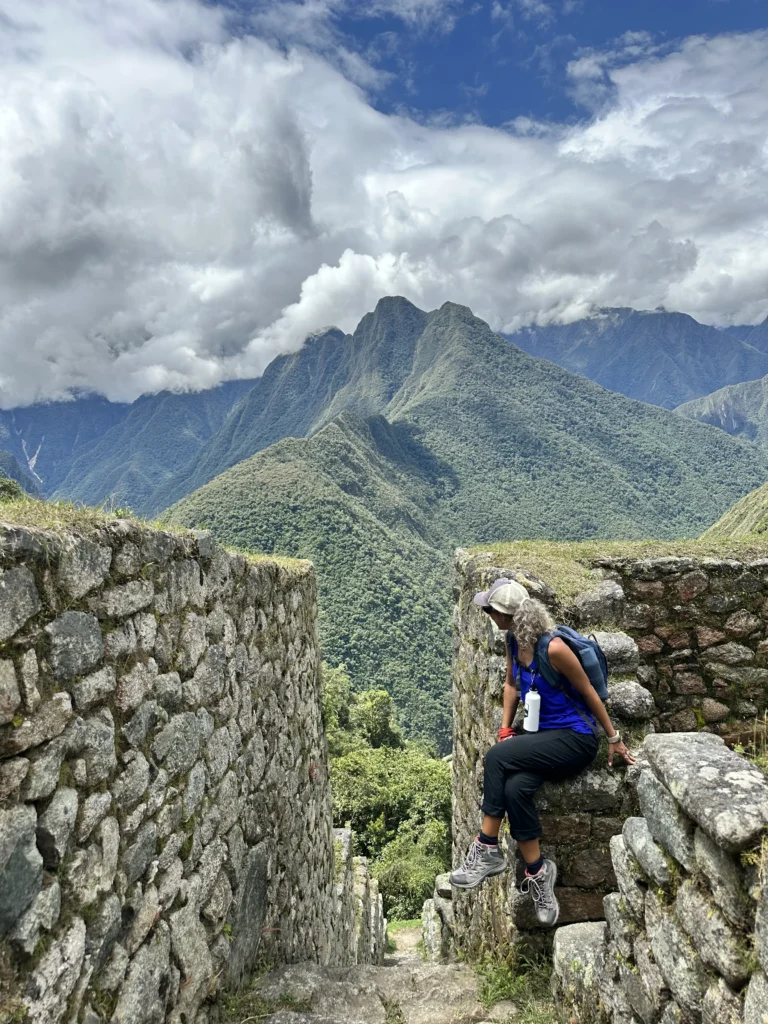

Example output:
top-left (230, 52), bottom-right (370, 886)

top-left (505, 306), bottom-right (768, 409)
top-left (676, 374), bottom-right (768, 447)
top-left (162, 298), bottom-right (768, 745)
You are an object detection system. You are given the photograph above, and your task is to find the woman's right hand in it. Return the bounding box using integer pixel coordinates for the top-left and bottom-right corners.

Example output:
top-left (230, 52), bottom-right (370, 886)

top-left (498, 727), bottom-right (516, 741)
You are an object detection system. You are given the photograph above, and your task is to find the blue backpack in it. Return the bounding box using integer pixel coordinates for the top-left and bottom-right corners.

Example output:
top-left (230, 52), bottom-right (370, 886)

top-left (525, 627), bottom-right (609, 736)
top-left (534, 626), bottom-right (609, 702)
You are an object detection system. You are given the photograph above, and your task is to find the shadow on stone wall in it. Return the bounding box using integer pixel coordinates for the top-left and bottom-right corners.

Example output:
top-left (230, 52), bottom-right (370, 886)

top-left (0, 518), bottom-right (384, 1024)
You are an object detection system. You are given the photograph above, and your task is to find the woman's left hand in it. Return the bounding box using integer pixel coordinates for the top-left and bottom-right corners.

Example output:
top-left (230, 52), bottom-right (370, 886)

top-left (608, 741), bottom-right (636, 767)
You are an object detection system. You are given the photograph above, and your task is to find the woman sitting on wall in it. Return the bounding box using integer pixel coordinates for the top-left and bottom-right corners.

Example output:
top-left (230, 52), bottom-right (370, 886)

top-left (450, 578), bottom-right (635, 927)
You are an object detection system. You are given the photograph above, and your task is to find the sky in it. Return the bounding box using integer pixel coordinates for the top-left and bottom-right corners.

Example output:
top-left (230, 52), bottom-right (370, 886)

top-left (1, 0), bottom-right (767, 406)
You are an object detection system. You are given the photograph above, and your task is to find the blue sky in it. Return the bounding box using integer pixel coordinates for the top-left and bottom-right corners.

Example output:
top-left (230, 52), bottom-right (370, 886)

top-left (1, 0), bottom-right (768, 403)
top-left (253, 0), bottom-right (768, 125)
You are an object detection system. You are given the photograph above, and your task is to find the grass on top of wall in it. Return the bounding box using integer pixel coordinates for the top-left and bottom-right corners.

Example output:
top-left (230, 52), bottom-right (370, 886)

top-left (0, 493), bottom-right (312, 573)
top-left (471, 537), bottom-right (768, 603)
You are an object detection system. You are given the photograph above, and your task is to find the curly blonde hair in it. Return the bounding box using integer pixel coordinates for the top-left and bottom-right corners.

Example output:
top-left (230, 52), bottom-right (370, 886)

top-left (512, 597), bottom-right (555, 650)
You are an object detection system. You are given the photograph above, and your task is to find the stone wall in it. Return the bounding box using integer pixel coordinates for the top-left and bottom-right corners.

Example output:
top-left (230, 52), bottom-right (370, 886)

top-left (0, 518), bottom-right (384, 1024)
top-left (586, 555), bottom-right (768, 739)
top-left (553, 732), bottom-right (768, 1024)
top-left (449, 551), bottom-right (655, 961)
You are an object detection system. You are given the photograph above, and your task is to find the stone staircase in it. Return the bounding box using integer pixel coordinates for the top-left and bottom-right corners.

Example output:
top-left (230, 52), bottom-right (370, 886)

top-left (226, 926), bottom-right (530, 1024)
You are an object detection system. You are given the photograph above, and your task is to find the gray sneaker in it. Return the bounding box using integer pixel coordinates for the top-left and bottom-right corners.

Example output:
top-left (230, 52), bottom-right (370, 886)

top-left (449, 839), bottom-right (507, 889)
top-left (520, 859), bottom-right (559, 927)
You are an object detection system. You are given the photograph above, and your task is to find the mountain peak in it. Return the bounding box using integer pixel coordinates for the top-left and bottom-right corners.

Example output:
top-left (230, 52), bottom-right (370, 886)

top-left (372, 295), bottom-right (422, 314)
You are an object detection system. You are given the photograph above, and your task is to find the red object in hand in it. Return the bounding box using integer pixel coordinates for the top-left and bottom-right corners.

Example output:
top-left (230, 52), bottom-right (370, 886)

top-left (498, 727), bottom-right (516, 741)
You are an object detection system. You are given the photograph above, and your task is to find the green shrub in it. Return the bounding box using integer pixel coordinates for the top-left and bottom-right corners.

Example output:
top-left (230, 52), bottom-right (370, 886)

top-left (373, 820), bottom-right (449, 919)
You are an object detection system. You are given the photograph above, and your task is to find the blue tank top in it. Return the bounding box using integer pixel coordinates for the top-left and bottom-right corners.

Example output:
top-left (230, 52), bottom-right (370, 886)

top-left (506, 633), bottom-right (596, 735)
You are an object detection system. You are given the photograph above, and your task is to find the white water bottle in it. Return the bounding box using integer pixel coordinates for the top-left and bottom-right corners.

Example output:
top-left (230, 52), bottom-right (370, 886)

top-left (523, 685), bottom-right (541, 733)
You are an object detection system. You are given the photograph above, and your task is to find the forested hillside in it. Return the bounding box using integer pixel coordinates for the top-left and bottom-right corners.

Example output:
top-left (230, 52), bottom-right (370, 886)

top-left (676, 374), bottom-right (768, 447)
top-left (506, 307), bottom-right (768, 409)
top-left (702, 479), bottom-right (768, 539)
top-left (164, 297), bottom-right (768, 746)
top-left (164, 413), bottom-right (453, 744)
top-left (54, 380), bottom-right (255, 515)
top-left (0, 396), bottom-right (129, 493)
top-left (0, 451), bottom-right (41, 497)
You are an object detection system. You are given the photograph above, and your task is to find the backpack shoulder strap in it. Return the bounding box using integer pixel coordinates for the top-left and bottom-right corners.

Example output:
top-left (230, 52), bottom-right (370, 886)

top-left (533, 629), bottom-right (599, 736)
top-left (532, 632), bottom-right (562, 689)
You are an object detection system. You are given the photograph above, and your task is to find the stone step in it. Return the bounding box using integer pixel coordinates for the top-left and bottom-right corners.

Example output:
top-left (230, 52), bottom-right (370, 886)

top-left (248, 961), bottom-right (510, 1024)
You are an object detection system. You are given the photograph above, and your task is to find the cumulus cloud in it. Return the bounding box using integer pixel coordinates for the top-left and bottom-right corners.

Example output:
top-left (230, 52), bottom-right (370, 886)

top-left (1, 2), bottom-right (768, 406)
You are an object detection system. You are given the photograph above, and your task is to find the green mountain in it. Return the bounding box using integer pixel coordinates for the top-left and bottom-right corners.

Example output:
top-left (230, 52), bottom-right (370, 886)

top-left (702, 479), bottom-right (768, 539)
top-left (676, 375), bottom-right (768, 447)
top-left (743, 316), bottom-right (768, 354)
top-left (163, 298), bottom-right (768, 747)
top-left (0, 396), bottom-right (130, 493)
top-left (164, 412), bottom-right (453, 747)
top-left (155, 300), bottom-right (432, 511)
top-left (0, 451), bottom-right (41, 497)
top-left (506, 307), bottom-right (768, 409)
top-left (54, 380), bottom-right (255, 516)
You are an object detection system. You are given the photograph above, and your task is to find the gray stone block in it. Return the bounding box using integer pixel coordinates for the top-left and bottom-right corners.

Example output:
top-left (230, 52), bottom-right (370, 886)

top-left (637, 768), bottom-right (695, 871)
top-left (152, 712), bottom-right (202, 779)
top-left (0, 659), bottom-right (21, 725)
top-left (622, 817), bottom-right (672, 890)
top-left (703, 978), bottom-right (743, 1024)
top-left (112, 753), bottom-right (150, 810)
top-left (0, 757), bottom-right (29, 800)
top-left (116, 658), bottom-right (158, 714)
top-left (693, 827), bottom-right (753, 931)
top-left (93, 579), bottom-right (154, 618)
top-left (594, 631), bottom-right (640, 675)
top-left (9, 881), bottom-right (61, 954)
top-left (644, 732), bottom-right (768, 851)
top-left (37, 787), bottom-right (78, 869)
top-left (81, 707), bottom-right (117, 784)
top-left (19, 649), bottom-right (41, 712)
top-left (607, 681), bottom-right (656, 721)
top-left (744, 971), bottom-right (768, 1024)
top-left (602, 892), bottom-right (638, 959)
top-left (609, 835), bottom-right (647, 923)
top-left (121, 822), bottom-right (158, 886)
top-left (0, 691), bottom-right (73, 758)
top-left (659, 1002), bottom-right (684, 1024)
top-left (675, 879), bottom-right (750, 988)
top-left (620, 935), bottom-right (670, 1024)
top-left (72, 665), bottom-right (116, 710)
top-left (77, 792), bottom-right (113, 843)
top-left (569, 581), bottom-right (625, 626)
top-left (65, 816), bottom-right (120, 907)
top-left (649, 913), bottom-right (708, 1018)
top-left (46, 610), bottom-right (104, 680)
top-left (552, 921), bottom-right (607, 1023)
top-left (57, 537), bottom-right (111, 599)
top-left (538, 767), bottom-right (625, 813)
top-left (85, 893), bottom-right (122, 971)
top-left (0, 566), bottom-right (40, 642)
top-left (757, 874), bottom-right (768, 977)
top-left (122, 700), bottom-right (161, 749)
top-left (154, 671), bottom-right (183, 711)
top-left (170, 902), bottom-right (214, 1020)
top-left (23, 918), bottom-right (86, 1024)
top-left (111, 924), bottom-right (172, 1024)
top-left (227, 842), bottom-right (270, 990)
top-left (702, 641), bottom-right (755, 665)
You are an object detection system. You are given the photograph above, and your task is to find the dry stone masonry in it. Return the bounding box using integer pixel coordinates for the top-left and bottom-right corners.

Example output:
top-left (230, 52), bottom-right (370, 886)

top-left (552, 731), bottom-right (768, 1024)
top-left (0, 518), bottom-right (384, 1024)
top-left (448, 551), bottom-right (652, 961)
top-left (578, 554), bottom-right (768, 738)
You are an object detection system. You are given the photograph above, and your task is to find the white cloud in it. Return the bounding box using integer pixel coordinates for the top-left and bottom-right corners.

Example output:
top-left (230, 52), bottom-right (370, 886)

top-left (1, 3), bottom-right (768, 406)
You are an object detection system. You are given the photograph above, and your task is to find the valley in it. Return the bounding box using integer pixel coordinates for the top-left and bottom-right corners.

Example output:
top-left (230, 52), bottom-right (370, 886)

top-left (5, 298), bottom-right (768, 748)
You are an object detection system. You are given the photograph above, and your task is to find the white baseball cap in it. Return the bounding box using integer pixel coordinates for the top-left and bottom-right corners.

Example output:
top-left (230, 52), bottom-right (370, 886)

top-left (473, 578), bottom-right (531, 615)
